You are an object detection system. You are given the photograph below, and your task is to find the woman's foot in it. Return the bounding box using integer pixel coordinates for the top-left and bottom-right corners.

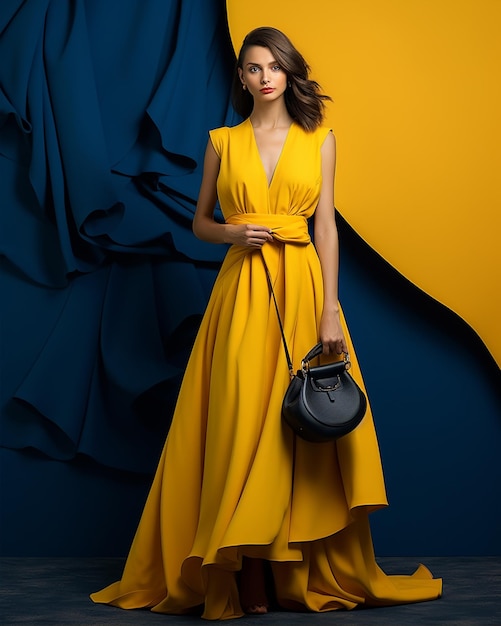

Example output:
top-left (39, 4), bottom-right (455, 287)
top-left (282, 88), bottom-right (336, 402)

top-left (246, 603), bottom-right (268, 615)
top-left (239, 557), bottom-right (269, 614)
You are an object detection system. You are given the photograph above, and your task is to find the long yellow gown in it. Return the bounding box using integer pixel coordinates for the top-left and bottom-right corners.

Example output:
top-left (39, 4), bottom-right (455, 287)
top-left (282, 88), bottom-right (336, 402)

top-left (90, 118), bottom-right (442, 619)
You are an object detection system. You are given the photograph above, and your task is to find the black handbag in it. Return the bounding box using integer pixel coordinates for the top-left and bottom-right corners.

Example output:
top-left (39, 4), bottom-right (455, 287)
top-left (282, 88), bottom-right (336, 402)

top-left (264, 258), bottom-right (367, 442)
top-left (281, 342), bottom-right (367, 442)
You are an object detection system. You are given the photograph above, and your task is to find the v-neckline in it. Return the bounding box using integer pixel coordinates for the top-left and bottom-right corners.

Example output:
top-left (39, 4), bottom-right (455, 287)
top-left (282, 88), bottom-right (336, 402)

top-left (248, 118), bottom-right (294, 189)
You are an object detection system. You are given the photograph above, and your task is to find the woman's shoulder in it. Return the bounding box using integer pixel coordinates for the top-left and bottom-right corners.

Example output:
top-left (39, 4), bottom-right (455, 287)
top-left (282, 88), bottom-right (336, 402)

top-left (312, 123), bottom-right (333, 138)
top-left (209, 119), bottom-right (247, 142)
top-left (209, 120), bottom-right (249, 155)
top-left (294, 123), bottom-right (333, 145)
top-left (210, 119), bottom-right (248, 136)
top-left (208, 126), bottom-right (229, 156)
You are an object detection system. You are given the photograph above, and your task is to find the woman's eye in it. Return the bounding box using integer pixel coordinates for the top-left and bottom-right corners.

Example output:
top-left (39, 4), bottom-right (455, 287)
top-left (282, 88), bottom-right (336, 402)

top-left (249, 66), bottom-right (259, 73)
top-left (272, 65), bottom-right (281, 71)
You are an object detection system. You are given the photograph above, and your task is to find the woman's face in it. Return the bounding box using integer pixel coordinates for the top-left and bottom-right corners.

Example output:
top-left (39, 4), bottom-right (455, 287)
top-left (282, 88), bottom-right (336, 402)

top-left (238, 45), bottom-right (287, 104)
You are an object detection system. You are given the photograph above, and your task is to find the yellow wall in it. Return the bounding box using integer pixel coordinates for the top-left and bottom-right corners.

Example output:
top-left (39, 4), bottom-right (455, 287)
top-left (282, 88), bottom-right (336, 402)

top-left (227, 0), bottom-right (501, 365)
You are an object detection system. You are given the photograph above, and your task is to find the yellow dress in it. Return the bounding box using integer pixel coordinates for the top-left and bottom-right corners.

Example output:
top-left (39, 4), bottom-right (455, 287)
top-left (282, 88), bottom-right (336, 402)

top-left (91, 119), bottom-right (442, 619)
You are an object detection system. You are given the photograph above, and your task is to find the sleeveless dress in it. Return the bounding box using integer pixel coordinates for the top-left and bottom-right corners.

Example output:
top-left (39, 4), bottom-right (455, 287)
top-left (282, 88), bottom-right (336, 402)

top-left (90, 118), bottom-right (442, 619)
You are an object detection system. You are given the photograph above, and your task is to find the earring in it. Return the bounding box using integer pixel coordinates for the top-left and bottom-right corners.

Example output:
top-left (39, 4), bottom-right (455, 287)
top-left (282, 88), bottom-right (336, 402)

top-left (242, 84), bottom-right (247, 90)
top-left (287, 81), bottom-right (291, 88)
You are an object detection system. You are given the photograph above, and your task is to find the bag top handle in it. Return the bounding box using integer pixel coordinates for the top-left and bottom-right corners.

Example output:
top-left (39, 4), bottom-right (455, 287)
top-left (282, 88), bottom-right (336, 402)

top-left (302, 342), bottom-right (351, 371)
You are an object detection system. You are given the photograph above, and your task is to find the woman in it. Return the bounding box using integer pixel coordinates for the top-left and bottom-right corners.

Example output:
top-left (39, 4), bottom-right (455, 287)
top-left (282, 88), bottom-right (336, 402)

top-left (91, 27), bottom-right (442, 619)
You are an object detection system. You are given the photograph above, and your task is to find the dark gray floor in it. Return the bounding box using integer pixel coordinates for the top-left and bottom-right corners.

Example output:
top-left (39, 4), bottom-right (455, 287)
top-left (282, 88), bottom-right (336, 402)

top-left (0, 557), bottom-right (499, 625)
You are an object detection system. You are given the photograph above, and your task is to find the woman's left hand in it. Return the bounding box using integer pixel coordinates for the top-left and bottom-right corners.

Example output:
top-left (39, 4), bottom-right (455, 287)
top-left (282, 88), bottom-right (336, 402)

top-left (319, 309), bottom-right (348, 355)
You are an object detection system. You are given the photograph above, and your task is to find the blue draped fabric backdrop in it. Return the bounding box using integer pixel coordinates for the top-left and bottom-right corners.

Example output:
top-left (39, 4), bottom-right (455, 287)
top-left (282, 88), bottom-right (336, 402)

top-left (0, 0), bottom-right (499, 557)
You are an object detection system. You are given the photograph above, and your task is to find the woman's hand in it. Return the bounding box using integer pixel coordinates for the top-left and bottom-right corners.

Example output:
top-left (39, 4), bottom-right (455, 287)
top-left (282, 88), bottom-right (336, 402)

top-left (319, 309), bottom-right (348, 355)
top-left (224, 224), bottom-right (274, 248)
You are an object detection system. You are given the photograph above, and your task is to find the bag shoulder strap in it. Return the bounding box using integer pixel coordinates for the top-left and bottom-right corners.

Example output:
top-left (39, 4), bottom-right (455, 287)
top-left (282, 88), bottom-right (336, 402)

top-left (262, 257), bottom-right (295, 379)
top-left (263, 254), bottom-right (351, 375)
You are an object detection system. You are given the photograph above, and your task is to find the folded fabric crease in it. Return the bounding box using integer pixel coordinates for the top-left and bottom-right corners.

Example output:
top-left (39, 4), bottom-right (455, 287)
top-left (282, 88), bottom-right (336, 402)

top-left (0, 0), bottom-right (239, 473)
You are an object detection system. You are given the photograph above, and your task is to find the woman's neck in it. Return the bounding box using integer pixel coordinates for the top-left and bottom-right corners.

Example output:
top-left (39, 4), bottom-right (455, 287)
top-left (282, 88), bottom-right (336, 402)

top-left (249, 102), bottom-right (292, 130)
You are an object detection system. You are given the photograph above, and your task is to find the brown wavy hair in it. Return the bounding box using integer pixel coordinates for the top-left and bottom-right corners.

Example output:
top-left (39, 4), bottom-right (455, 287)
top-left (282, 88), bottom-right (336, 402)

top-left (231, 27), bottom-right (331, 131)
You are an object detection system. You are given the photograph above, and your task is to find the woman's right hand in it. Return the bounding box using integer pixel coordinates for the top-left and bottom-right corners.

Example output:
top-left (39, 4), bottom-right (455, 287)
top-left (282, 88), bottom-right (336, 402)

top-left (224, 224), bottom-right (274, 248)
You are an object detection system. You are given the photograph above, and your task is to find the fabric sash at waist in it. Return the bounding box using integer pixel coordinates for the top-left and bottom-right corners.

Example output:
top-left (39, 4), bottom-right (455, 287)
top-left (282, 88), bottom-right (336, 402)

top-left (226, 213), bottom-right (311, 245)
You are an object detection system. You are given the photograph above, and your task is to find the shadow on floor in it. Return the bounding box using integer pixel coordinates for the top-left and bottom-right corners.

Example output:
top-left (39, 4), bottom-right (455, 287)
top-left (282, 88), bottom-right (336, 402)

top-left (0, 557), bottom-right (499, 625)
